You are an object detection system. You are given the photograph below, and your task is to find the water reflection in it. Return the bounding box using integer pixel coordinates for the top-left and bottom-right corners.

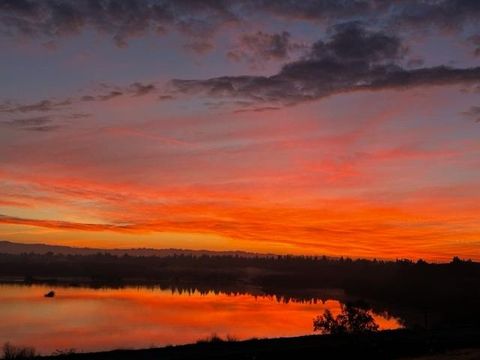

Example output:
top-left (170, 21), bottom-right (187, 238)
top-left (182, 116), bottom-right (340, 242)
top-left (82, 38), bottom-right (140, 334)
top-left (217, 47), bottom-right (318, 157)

top-left (0, 284), bottom-right (401, 354)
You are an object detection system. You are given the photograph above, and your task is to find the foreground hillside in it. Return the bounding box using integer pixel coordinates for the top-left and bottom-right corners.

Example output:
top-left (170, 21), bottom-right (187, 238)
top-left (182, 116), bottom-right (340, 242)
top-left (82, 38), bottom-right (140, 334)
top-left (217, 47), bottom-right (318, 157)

top-left (39, 328), bottom-right (480, 360)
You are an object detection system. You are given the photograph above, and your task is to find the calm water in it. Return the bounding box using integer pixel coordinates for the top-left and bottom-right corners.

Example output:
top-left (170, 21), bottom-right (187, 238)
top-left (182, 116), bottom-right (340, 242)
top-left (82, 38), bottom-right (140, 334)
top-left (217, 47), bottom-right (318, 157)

top-left (0, 284), bottom-right (401, 354)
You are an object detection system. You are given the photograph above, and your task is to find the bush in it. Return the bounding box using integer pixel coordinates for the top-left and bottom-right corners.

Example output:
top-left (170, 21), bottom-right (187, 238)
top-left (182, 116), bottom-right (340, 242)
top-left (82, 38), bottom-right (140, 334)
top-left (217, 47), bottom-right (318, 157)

top-left (313, 301), bottom-right (379, 335)
top-left (196, 334), bottom-right (237, 344)
top-left (2, 343), bottom-right (36, 359)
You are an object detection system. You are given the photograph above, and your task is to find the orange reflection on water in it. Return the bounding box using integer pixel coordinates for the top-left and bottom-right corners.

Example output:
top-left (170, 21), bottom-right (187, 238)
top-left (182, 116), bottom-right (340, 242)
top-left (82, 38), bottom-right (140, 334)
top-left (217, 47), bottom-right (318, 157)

top-left (0, 285), bottom-right (401, 354)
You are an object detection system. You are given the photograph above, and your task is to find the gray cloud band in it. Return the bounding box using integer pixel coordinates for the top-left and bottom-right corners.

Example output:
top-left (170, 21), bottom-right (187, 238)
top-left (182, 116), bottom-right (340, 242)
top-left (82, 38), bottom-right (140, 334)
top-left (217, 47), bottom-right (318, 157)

top-left (171, 24), bottom-right (480, 105)
top-left (1, 1), bottom-right (479, 47)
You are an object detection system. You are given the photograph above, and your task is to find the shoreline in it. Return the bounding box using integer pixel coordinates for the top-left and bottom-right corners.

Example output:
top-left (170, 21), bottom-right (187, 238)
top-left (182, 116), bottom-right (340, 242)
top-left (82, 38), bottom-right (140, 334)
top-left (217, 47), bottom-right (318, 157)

top-left (38, 328), bottom-right (480, 360)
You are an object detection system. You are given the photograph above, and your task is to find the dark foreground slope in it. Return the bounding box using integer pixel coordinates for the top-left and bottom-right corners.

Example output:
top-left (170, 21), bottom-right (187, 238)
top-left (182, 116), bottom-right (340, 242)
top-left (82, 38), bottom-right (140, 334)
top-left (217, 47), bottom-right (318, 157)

top-left (41, 328), bottom-right (480, 360)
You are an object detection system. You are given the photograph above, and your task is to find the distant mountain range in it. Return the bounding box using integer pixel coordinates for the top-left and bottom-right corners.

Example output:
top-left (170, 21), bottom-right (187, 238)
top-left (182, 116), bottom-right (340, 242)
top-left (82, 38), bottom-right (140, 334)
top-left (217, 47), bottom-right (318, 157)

top-left (0, 240), bottom-right (272, 258)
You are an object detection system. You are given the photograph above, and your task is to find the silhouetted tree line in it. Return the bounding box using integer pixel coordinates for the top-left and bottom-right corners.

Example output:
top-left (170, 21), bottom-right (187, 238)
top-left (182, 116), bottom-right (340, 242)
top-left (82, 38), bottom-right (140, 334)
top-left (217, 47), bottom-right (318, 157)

top-left (0, 252), bottom-right (479, 328)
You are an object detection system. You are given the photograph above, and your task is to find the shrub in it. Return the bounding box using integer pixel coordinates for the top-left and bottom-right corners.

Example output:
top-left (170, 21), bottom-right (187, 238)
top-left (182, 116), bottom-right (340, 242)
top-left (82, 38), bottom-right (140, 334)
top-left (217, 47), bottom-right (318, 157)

top-left (2, 343), bottom-right (36, 359)
top-left (313, 301), bottom-right (379, 335)
top-left (196, 334), bottom-right (237, 344)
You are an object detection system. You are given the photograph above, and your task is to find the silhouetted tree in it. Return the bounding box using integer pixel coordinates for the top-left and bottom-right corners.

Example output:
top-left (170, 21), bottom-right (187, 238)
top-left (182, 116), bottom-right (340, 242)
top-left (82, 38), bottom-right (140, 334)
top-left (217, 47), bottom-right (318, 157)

top-left (313, 302), bottom-right (379, 334)
top-left (2, 342), bottom-right (36, 359)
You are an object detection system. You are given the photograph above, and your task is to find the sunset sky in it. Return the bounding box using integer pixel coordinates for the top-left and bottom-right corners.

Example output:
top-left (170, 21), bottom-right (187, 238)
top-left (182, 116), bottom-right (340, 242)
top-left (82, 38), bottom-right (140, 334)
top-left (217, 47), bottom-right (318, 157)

top-left (1, 0), bottom-right (480, 261)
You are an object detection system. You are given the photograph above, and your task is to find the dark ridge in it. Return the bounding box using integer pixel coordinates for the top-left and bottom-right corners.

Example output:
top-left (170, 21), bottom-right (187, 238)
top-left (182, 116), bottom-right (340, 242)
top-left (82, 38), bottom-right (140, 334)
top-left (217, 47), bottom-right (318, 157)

top-left (0, 240), bottom-right (275, 258)
top-left (39, 328), bottom-right (480, 360)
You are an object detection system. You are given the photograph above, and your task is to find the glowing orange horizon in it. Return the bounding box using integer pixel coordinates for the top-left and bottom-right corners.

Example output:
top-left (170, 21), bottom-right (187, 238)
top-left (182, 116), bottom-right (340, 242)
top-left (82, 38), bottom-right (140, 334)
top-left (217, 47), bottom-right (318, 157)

top-left (1, 88), bottom-right (479, 262)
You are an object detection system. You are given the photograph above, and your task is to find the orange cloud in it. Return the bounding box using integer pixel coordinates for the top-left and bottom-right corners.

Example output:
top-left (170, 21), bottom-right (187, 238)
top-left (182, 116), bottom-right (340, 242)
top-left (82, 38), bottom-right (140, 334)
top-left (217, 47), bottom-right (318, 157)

top-left (1, 88), bottom-right (479, 261)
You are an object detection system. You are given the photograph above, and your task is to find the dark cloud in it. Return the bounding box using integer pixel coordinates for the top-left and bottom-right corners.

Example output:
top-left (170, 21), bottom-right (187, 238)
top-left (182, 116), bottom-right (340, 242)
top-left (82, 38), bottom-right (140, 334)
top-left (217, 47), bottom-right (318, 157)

top-left (0, 0), bottom-right (37, 12)
top-left (246, 0), bottom-right (370, 21)
top-left (82, 82), bottom-right (157, 101)
top-left (4, 115), bottom-right (50, 126)
top-left (171, 24), bottom-right (480, 106)
top-left (387, 0), bottom-right (480, 32)
top-left (0, 99), bottom-right (71, 113)
top-left (233, 106), bottom-right (281, 114)
top-left (227, 31), bottom-right (306, 65)
top-left (130, 82), bottom-right (156, 96)
top-left (0, 0), bottom-right (237, 47)
top-left (0, 115), bottom-right (59, 131)
top-left (183, 39), bottom-right (215, 55)
top-left (0, 109), bottom-right (96, 133)
top-left (26, 125), bottom-right (61, 132)
top-left (1, 111), bottom-right (93, 131)
top-left (67, 113), bottom-right (91, 119)
top-left (407, 57), bottom-right (425, 68)
top-left (97, 90), bottom-right (123, 101)
top-left (1, 1), bottom-right (479, 48)
top-left (1, 81), bottom-right (158, 117)
top-left (470, 34), bottom-right (480, 57)
top-left (80, 95), bottom-right (96, 102)
top-left (158, 95), bottom-right (174, 100)
top-left (310, 23), bottom-right (406, 63)
top-left (251, 0), bottom-right (480, 34)
top-left (462, 106), bottom-right (480, 122)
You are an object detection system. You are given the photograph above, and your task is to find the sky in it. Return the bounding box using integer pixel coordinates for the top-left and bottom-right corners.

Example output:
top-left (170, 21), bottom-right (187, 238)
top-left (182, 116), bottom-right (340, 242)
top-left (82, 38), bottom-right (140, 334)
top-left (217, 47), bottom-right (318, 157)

top-left (0, 0), bottom-right (480, 261)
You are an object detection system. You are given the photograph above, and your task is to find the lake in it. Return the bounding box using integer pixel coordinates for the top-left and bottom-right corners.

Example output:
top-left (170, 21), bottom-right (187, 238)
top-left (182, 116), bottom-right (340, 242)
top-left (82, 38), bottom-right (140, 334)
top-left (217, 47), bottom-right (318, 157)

top-left (0, 284), bottom-right (401, 355)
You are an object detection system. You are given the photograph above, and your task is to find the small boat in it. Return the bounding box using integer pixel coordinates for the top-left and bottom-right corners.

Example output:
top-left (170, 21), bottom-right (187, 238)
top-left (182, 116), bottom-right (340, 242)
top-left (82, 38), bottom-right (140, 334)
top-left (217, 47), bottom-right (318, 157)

top-left (44, 291), bottom-right (55, 298)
